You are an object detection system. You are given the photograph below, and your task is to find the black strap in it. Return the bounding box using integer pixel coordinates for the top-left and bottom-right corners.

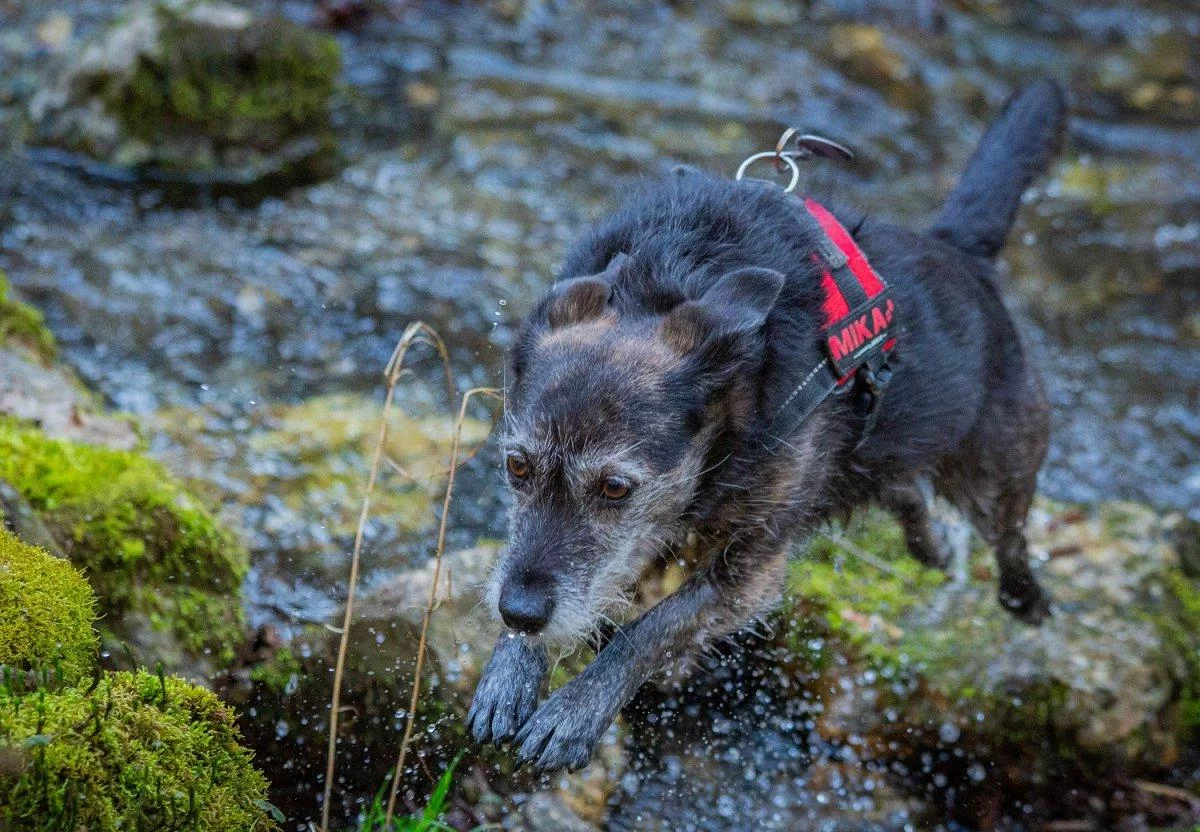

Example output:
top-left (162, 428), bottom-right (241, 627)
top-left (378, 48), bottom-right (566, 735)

top-left (771, 356), bottom-right (843, 442)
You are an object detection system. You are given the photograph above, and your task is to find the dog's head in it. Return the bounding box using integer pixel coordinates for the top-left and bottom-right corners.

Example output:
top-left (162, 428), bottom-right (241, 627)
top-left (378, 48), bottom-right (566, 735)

top-left (487, 253), bottom-right (784, 644)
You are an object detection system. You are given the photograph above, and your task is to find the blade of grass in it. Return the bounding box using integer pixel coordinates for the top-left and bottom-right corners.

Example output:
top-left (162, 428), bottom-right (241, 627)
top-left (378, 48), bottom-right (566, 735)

top-left (419, 753), bottom-right (462, 825)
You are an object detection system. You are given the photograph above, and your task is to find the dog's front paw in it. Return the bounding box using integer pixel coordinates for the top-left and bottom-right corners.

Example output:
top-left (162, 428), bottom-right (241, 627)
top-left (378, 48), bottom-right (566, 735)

top-left (467, 632), bottom-right (547, 745)
top-left (512, 678), bottom-right (616, 772)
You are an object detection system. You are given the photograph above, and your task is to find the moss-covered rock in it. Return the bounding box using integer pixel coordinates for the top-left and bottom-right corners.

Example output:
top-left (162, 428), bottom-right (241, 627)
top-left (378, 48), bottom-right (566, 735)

top-left (230, 393), bottom-right (490, 560)
top-left (0, 670), bottom-right (277, 831)
top-left (0, 271), bottom-right (56, 366)
top-left (783, 500), bottom-right (1200, 824)
top-left (0, 529), bottom-right (97, 686)
top-left (115, 7), bottom-right (338, 151)
top-left (0, 417), bottom-right (247, 667)
top-left (606, 500), bottom-right (1200, 829)
top-left (0, 272), bottom-right (137, 450)
top-left (28, 1), bottom-right (341, 187)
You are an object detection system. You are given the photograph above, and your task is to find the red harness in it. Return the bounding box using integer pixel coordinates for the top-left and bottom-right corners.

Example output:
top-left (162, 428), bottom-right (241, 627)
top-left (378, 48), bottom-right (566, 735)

top-left (775, 198), bottom-right (898, 446)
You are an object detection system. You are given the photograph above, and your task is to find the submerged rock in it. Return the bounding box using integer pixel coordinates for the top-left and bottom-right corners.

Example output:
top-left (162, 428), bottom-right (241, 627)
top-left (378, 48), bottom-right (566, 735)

top-left (821, 24), bottom-right (927, 111)
top-left (27, 0), bottom-right (341, 189)
top-left (244, 393), bottom-right (491, 544)
top-left (1090, 31), bottom-right (1200, 123)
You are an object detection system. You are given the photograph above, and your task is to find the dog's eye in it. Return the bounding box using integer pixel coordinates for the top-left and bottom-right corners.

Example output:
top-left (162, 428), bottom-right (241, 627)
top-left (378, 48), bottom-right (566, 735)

top-left (600, 476), bottom-right (632, 501)
top-left (506, 454), bottom-right (530, 480)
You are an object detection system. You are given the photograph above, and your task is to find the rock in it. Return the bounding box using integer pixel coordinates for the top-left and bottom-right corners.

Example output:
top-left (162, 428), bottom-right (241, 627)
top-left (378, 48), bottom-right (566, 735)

top-left (724, 1), bottom-right (801, 27)
top-left (27, 0), bottom-right (341, 189)
top-left (0, 270), bottom-right (55, 365)
top-left (0, 271), bottom-right (137, 449)
top-left (0, 670), bottom-right (278, 831)
top-left (821, 24), bottom-right (927, 111)
top-left (0, 527), bottom-right (98, 686)
top-left (508, 791), bottom-right (602, 831)
top-left (0, 417), bottom-right (249, 674)
top-left (784, 500), bottom-right (1200, 826)
top-left (0, 345), bottom-right (138, 451)
top-left (33, 13), bottom-right (74, 52)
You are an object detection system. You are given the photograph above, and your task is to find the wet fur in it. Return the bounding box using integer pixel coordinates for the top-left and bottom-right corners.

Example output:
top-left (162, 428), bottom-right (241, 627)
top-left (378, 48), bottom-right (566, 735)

top-left (468, 81), bottom-right (1067, 772)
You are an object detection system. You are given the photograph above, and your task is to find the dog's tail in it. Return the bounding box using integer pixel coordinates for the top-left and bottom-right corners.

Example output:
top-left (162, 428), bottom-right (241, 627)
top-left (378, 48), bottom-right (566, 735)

top-left (930, 80), bottom-right (1066, 260)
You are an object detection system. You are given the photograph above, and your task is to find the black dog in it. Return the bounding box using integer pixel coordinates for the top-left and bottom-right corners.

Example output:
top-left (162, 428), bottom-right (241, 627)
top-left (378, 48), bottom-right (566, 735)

top-left (468, 81), bottom-right (1066, 772)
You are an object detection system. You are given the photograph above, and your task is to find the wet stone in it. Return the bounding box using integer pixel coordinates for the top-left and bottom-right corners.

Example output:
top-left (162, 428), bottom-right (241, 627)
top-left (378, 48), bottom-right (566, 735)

top-left (26, 0), bottom-right (342, 189)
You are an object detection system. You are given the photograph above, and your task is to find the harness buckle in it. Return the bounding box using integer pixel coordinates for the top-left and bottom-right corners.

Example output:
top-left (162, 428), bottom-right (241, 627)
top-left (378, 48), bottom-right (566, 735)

top-left (852, 360), bottom-right (894, 448)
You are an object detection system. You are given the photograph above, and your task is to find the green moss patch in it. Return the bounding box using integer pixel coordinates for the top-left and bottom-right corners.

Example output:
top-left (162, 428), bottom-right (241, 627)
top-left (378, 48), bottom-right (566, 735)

top-left (785, 510), bottom-right (946, 663)
top-left (0, 418), bottom-right (247, 664)
top-left (0, 529), bottom-right (97, 686)
top-left (110, 7), bottom-right (340, 165)
top-left (0, 272), bottom-right (56, 365)
top-left (0, 670), bottom-right (277, 831)
top-left (1160, 570), bottom-right (1200, 731)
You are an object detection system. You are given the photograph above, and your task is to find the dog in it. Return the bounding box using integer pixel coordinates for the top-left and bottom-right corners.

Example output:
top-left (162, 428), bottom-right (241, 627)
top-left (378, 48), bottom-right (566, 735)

top-left (467, 80), bottom-right (1066, 773)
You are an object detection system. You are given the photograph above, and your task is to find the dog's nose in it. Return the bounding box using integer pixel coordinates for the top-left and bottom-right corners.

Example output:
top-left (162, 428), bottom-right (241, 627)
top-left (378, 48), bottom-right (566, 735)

top-left (498, 581), bottom-right (554, 634)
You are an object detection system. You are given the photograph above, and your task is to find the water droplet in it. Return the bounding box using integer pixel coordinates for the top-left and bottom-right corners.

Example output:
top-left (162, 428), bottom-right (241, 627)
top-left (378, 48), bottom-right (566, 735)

top-left (938, 722), bottom-right (961, 743)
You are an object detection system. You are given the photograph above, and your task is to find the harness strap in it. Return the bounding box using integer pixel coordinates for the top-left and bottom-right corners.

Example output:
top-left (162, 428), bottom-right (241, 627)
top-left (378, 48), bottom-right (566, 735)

top-left (773, 199), bottom-right (898, 448)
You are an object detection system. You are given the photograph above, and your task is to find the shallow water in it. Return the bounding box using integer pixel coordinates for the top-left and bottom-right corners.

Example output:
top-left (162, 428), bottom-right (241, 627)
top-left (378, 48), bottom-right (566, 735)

top-left (1, 0), bottom-right (1198, 828)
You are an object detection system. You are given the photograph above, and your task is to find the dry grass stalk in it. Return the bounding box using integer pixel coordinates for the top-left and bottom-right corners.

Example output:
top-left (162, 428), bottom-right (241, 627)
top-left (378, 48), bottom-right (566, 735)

top-left (319, 322), bottom-right (454, 832)
top-left (383, 384), bottom-right (502, 826)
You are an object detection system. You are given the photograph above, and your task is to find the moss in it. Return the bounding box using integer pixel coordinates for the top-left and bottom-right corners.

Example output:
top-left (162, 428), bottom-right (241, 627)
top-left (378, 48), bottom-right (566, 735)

top-left (247, 647), bottom-right (300, 696)
top-left (108, 8), bottom-right (340, 165)
top-left (785, 510), bottom-right (947, 673)
top-left (1160, 570), bottom-right (1200, 731)
top-left (1055, 160), bottom-right (1128, 217)
top-left (0, 670), bottom-right (277, 831)
top-left (0, 417), bottom-right (247, 665)
top-left (0, 529), bottom-right (98, 686)
top-left (0, 271), bottom-right (56, 365)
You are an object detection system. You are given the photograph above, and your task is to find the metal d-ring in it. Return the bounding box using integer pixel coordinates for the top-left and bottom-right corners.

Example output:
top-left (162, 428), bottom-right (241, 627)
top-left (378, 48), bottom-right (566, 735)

top-left (735, 151), bottom-right (801, 193)
top-left (775, 127), bottom-right (799, 166)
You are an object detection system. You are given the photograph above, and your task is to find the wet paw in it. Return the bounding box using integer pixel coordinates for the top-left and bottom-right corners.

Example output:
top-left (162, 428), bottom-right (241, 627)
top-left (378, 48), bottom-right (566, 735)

top-left (999, 580), bottom-right (1052, 626)
top-left (512, 681), bottom-right (615, 772)
top-left (466, 632), bottom-right (547, 745)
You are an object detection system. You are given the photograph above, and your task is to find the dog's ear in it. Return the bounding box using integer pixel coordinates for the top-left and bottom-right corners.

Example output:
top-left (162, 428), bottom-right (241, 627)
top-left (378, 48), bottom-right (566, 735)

top-left (661, 267), bottom-right (784, 354)
top-left (546, 253), bottom-right (628, 329)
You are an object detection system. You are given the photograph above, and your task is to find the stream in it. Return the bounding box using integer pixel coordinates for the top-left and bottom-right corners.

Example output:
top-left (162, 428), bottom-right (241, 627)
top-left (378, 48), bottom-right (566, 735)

top-left (1, 0), bottom-right (1197, 829)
